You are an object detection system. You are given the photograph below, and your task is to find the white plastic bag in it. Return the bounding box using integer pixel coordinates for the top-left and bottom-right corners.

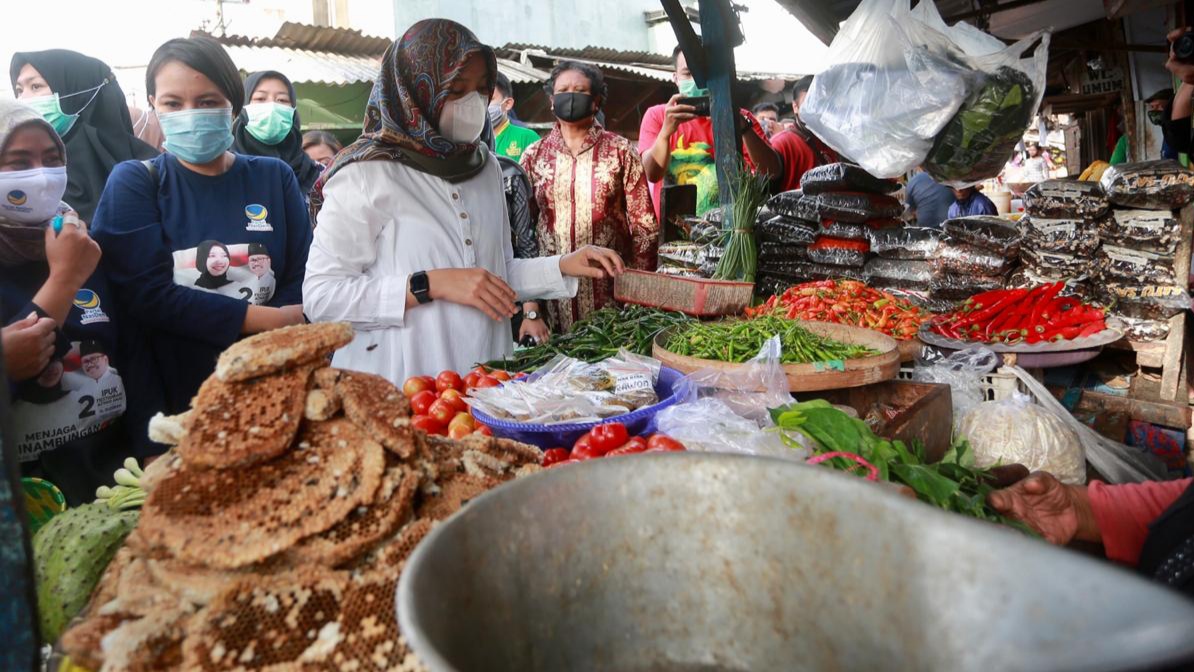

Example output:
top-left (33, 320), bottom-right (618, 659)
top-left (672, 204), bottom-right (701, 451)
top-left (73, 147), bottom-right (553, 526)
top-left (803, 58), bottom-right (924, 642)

top-left (911, 346), bottom-right (999, 423)
top-left (673, 336), bottom-right (793, 426)
top-left (655, 397), bottom-right (810, 462)
top-left (957, 393), bottom-right (1086, 485)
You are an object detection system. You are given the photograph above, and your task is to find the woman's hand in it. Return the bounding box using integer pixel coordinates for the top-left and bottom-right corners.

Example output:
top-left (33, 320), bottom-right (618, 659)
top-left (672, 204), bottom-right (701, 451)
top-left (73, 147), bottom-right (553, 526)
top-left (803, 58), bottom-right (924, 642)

top-left (426, 268), bottom-right (518, 322)
top-left (560, 246), bottom-right (625, 280)
top-left (987, 471), bottom-right (1099, 545)
top-left (3, 312), bottom-right (57, 381)
top-left (45, 212), bottom-right (101, 292)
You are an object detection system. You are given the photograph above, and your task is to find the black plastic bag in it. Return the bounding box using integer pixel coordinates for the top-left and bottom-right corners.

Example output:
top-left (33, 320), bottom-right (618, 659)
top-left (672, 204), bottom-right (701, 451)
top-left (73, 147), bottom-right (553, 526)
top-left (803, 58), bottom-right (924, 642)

top-left (801, 163), bottom-right (900, 195)
top-left (758, 215), bottom-right (819, 245)
top-left (865, 257), bottom-right (932, 290)
top-left (868, 227), bottom-right (942, 260)
top-left (807, 236), bottom-right (870, 267)
top-left (767, 190), bottom-right (822, 221)
top-left (932, 241), bottom-right (1017, 276)
top-left (942, 215), bottom-right (1022, 257)
top-left (814, 191), bottom-right (904, 223)
top-left (1100, 160), bottom-right (1194, 209)
top-left (820, 219), bottom-right (869, 241)
top-left (759, 242), bottom-right (809, 262)
top-left (1022, 180), bottom-right (1109, 219)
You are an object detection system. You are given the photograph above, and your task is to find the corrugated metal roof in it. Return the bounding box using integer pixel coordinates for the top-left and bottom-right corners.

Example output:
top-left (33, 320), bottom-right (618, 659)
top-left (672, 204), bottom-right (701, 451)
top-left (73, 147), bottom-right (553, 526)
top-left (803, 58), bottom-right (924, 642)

top-left (222, 45), bottom-right (380, 86)
top-left (502, 43), bottom-right (674, 67)
top-left (497, 58), bottom-right (551, 85)
top-left (209, 22), bottom-right (390, 56)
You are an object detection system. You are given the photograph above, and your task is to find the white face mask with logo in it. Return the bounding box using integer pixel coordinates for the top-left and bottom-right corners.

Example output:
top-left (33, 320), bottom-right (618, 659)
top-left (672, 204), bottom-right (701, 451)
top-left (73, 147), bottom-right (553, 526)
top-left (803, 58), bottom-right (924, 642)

top-left (438, 91), bottom-right (487, 143)
top-left (0, 166), bottom-right (68, 223)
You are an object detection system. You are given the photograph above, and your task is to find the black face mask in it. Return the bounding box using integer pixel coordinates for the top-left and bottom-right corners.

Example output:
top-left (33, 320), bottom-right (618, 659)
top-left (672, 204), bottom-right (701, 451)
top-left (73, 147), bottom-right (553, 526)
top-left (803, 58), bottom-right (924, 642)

top-left (552, 92), bottom-right (595, 122)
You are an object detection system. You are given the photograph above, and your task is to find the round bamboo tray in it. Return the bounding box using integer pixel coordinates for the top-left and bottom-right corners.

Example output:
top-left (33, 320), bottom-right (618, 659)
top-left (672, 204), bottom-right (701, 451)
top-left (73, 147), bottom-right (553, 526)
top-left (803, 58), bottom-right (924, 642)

top-left (653, 321), bottom-right (901, 392)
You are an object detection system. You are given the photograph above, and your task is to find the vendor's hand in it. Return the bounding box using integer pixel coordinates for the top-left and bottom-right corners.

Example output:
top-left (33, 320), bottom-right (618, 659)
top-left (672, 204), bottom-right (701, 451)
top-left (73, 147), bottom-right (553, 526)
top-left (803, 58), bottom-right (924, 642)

top-left (1166, 29), bottom-right (1194, 85)
top-left (662, 93), bottom-right (698, 137)
top-left (3, 312), bottom-right (57, 381)
top-left (428, 268), bottom-right (518, 322)
top-left (519, 316), bottom-right (550, 345)
top-left (45, 212), bottom-right (100, 292)
top-left (560, 246), bottom-right (625, 280)
top-left (987, 471), bottom-right (1098, 545)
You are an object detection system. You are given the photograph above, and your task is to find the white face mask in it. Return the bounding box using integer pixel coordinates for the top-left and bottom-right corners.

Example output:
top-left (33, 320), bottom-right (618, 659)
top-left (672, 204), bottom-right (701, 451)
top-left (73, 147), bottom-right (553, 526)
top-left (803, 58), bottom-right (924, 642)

top-left (0, 167), bottom-right (68, 224)
top-left (439, 91), bottom-right (487, 143)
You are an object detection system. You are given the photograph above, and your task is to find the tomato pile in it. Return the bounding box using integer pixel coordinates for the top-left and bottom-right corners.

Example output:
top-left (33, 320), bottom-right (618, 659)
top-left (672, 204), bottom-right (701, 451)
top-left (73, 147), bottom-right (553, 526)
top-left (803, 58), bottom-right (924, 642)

top-left (542, 422), bottom-right (686, 467)
top-left (401, 367), bottom-right (519, 439)
top-left (928, 282), bottom-right (1107, 345)
top-left (745, 279), bottom-right (929, 340)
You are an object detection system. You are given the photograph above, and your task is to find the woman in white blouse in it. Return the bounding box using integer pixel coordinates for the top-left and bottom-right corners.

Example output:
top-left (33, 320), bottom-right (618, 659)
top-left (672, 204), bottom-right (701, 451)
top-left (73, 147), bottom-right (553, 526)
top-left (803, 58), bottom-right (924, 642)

top-left (304, 19), bottom-right (622, 383)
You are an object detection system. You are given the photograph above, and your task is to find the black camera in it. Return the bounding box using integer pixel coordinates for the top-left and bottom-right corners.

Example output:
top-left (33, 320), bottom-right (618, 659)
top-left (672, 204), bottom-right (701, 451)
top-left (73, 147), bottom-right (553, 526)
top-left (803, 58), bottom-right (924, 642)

top-left (676, 96), bottom-right (711, 116)
top-left (1174, 31), bottom-right (1194, 64)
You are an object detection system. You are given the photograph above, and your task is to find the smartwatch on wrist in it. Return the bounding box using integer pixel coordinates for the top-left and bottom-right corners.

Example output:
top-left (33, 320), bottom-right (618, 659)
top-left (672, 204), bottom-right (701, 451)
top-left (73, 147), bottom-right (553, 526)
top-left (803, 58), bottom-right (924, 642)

top-left (411, 271), bottom-right (432, 305)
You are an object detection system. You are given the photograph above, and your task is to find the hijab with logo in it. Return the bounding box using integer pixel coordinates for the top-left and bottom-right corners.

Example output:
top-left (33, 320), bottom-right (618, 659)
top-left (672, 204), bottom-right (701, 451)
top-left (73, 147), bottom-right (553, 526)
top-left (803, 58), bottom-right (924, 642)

top-left (0, 100), bottom-right (68, 267)
top-left (9, 50), bottom-right (158, 223)
top-left (310, 19), bottom-right (496, 218)
top-left (232, 71), bottom-right (322, 195)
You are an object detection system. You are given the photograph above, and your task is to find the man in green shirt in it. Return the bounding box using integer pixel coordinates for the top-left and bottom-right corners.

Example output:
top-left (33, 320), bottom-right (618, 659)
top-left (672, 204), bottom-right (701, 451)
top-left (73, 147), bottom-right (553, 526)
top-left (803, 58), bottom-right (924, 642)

top-left (489, 72), bottom-right (541, 160)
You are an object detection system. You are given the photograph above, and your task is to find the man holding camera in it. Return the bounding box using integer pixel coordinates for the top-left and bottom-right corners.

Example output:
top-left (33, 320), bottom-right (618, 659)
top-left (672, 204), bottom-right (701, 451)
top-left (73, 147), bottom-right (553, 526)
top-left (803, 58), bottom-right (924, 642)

top-left (639, 46), bottom-right (781, 219)
top-left (769, 75), bottom-right (839, 192)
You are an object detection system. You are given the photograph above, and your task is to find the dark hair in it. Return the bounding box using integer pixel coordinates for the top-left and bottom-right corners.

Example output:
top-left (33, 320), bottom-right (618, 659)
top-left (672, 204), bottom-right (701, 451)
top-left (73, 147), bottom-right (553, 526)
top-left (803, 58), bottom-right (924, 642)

top-left (791, 75), bottom-right (814, 97)
top-left (752, 102), bottom-right (780, 116)
top-left (247, 242), bottom-right (269, 256)
top-left (146, 37), bottom-right (245, 116)
top-left (543, 60), bottom-right (607, 103)
top-left (80, 340), bottom-right (104, 357)
top-left (672, 44), bottom-right (685, 67)
top-left (1145, 88), bottom-right (1175, 104)
top-left (494, 72), bottom-right (513, 99)
top-left (302, 130), bottom-right (342, 153)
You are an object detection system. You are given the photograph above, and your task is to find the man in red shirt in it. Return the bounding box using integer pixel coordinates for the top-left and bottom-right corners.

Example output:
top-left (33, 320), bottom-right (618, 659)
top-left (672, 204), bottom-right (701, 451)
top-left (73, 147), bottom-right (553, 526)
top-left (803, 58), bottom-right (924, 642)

top-left (770, 75), bottom-right (838, 192)
top-left (638, 46), bottom-right (781, 219)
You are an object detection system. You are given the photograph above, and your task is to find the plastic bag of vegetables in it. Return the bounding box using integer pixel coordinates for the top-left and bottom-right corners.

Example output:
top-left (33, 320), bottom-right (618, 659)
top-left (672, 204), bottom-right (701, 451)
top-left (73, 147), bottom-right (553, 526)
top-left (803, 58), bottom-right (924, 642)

top-left (956, 393), bottom-right (1086, 485)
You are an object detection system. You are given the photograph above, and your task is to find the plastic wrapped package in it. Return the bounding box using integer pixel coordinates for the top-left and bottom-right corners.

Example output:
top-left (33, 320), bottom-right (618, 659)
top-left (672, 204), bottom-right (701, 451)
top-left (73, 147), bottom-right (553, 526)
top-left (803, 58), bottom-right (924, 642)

top-left (932, 241), bottom-right (1016, 275)
top-left (1022, 179), bottom-right (1109, 219)
top-left (758, 214), bottom-right (820, 244)
top-left (656, 397), bottom-right (810, 462)
top-left (1021, 247), bottom-right (1091, 276)
top-left (1097, 245), bottom-right (1179, 285)
top-left (956, 393), bottom-right (1086, 485)
top-left (1098, 281), bottom-right (1190, 321)
top-left (1022, 216), bottom-right (1100, 256)
top-left (758, 242), bottom-right (809, 262)
top-left (758, 261), bottom-right (868, 284)
top-left (658, 242), bottom-right (716, 272)
top-left (807, 236), bottom-right (870, 267)
top-left (1098, 209), bottom-right (1180, 255)
top-left (670, 336), bottom-right (794, 426)
top-left (928, 272), bottom-right (1005, 302)
top-left (868, 227), bottom-right (942, 259)
top-left (942, 216), bottom-right (1022, 257)
top-left (819, 219), bottom-right (869, 241)
top-left (800, 162), bottom-right (900, 195)
top-left (1112, 314), bottom-right (1172, 342)
top-left (912, 346), bottom-right (1000, 423)
top-left (685, 218), bottom-right (723, 246)
top-left (814, 191), bottom-right (904, 223)
top-left (1007, 268), bottom-right (1092, 299)
top-left (767, 190), bottom-right (822, 221)
top-left (865, 257), bottom-right (932, 290)
top-left (1099, 160), bottom-right (1194, 209)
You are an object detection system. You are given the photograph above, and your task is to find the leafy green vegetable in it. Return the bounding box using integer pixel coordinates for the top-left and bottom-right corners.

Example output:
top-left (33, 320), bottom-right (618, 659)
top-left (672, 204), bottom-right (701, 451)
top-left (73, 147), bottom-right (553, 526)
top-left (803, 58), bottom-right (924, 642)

top-left (772, 400), bottom-right (1034, 533)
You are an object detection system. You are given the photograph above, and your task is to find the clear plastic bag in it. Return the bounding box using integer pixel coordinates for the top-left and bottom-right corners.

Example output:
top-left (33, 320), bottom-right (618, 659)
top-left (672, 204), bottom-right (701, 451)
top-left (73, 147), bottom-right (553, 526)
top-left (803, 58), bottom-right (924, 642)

top-left (758, 261), bottom-right (868, 284)
top-left (1021, 247), bottom-right (1091, 276)
top-left (758, 242), bottom-right (809, 262)
top-left (865, 257), bottom-right (932, 290)
top-left (1022, 215), bottom-right (1100, 256)
top-left (1097, 245), bottom-right (1178, 285)
top-left (868, 226), bottom-right (942, 259)
top-left (807, 236), bottom-right (869, 267)
top-left (1007, 268), bottom-right (1092, 299)
top-left (911, 346), bottom-right (999, 423)
top-left (1111, 313), bottom-right (1172, 342)
top-left (1099, 281), bottom-right (1189, 321)
top-left (932, 241), bottom-right (1016, 275)
top-left (1022, 179), bottom-right (1109, 219)
top-left (942, 215), bottom-right (1022, 257)
top-left (1099, 160), bottom-right (1194, 209)
top-left (1098, 209), bottom-right (1181, 255)
top-left (657, 242), bottom-right (716, 272)
top-left (767, 190), bottom-right (821, 221)
top-left (800, 162), bottom-right (899, 195)
top-left (956, 393), bottom-right (1086, 485)
top-left (671, 336), bottom-right (794, 426)
top-left (814, 191), bottom-right (903, 223)
top-left (819, 219), bottom-right (869, 241)
top-left (655, 397), bottom-right (810, 462)
top-left (928, 272), bottom-right (1004, 301)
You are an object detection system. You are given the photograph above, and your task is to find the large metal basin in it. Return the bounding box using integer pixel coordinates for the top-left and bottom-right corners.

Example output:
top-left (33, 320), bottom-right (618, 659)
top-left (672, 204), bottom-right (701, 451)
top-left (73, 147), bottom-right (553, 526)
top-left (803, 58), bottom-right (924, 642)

top-left (398, 454), bottom-right (1194, 672)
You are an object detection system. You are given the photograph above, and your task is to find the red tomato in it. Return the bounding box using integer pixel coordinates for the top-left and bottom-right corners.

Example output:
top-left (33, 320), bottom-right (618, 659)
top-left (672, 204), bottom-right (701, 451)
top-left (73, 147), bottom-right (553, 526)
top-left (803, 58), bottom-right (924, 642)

top-left (471, 366), bottom-right (490, 377)
top-left (410, 390), bottom-right (438, 416)
top-left (438, 389), bottom-right (469, 414)
top-left (606, 437), bottom-right (649, 457)
top-left (514, 372), bottom-right (528, 380)
top-left (463, 372), bottom-right (483, 390)
top-left (646, 434), bottom-right (686, 452)
top-left (491, 370), bottom-right (512, 382)
top-left (588, 423), bottom-right (629, 456)
top-left (428, 399), bottom-right (456, 426)
top-left (474, 424), bottom-right (493, 436)
top-left (402, 376), bottom-right (434, 399)
top-left (448, 424), bottom-right (473, 439)
top-left (571, 435), bottom-right (601, 460)
top-left (473, 375), bottom-right (501, 389)
top-left (436, 370), bottom-right (464, 393)
top-left (541, 448), bottom-right (570, 467)
top-left (412, 415), bottom-right (444, 435)
top-left (449, 412), bottom-right (475, 432)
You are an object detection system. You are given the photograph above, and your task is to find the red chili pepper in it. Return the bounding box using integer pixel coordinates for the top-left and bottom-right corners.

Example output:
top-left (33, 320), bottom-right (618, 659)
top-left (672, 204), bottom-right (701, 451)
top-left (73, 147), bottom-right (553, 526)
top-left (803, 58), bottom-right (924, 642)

top-left (1077, 320), bottom-right (1106, 338)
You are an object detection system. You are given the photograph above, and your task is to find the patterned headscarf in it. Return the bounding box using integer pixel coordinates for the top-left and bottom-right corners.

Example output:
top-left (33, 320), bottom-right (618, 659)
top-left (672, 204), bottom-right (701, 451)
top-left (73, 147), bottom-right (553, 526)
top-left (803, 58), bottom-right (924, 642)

top-left (0, 99), bottom-right (67, 267)
top-left (310, 19), bottom-right (496, 218)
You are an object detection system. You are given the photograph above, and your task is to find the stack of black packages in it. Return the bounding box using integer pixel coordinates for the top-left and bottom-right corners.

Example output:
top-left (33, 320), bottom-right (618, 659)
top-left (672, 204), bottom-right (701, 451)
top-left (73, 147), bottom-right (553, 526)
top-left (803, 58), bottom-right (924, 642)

top-left (1015, 179), bottom-right (1106, 300)
top-left (931, 215), bottom-right (1021, 306)
top-left (1096, 161), bottom-right (1194, 341)
top-left (757, 163), bottom-right (901, 297)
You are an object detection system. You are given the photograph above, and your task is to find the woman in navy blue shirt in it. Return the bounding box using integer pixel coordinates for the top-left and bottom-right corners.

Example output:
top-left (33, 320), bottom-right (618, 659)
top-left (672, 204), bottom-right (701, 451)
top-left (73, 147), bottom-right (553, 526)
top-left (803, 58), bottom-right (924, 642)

top-left (0, 99), bottom-right (129, 505)
top-left (91, 37), bottom-right (310, 455)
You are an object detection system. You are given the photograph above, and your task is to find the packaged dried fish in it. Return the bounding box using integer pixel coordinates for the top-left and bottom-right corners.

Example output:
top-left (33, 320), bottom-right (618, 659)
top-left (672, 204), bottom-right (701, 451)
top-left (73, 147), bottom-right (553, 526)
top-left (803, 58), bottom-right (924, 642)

top-left (1022, 180), bottom-right (1109, 219)
top-left (807, 236), bottom-right (870, 267)
top-left (1112, 314), bottom-right (1171, 342)
top-left (865, 257), bottom-right (932, 290)
top-left (1098, 281), bottom-right (1189, 321)
top-left (942, 215), bottom-right (1022, 257)
top-left (1020, 247), bottom-right (1091, 277)
top-left (1098, 209), bottom-right (1180, 256)
top-left (1096, 245), bottom-right (1179, 285)
top-left (758, 242), bottom-right (809, 262)
top-left (758, 214), bottom-right (819, 245)
top-left (1100, 160), bottom-right (1194, 209)
top-left (657, 242), bottom-right (713, 271)
top-left (932, 241), bottom-right (1017, 276)
top-left (1022, 216), bottom-right (1101, 256)
top-left (767, 190), bottom-right (821, 221)
top-left (800, 162), bottom-right (900, 195)
top-left (813, 191), bottom-right (903, 223)
top-left (868, 227), bottom-right (942, 260)
top-left (929, 272), bottom-right (1006, 302)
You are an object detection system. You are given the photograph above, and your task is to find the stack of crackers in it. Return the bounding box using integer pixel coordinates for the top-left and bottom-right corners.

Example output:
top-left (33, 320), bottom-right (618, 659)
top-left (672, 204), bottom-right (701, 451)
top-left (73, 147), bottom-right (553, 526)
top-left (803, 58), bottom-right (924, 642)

top-left (59, 323), bottom-right (543, 671)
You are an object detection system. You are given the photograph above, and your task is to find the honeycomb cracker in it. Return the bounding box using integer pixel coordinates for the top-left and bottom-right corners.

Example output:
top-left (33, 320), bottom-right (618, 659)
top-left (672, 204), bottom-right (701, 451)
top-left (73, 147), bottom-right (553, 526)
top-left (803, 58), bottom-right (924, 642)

top-left (215, 322), bottom-right (354, 383)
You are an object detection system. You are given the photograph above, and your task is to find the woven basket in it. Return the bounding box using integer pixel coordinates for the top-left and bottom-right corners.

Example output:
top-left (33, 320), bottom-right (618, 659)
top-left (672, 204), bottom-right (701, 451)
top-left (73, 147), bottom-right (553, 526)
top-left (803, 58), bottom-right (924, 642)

top-left (614, 270), bottom-right (754, 318)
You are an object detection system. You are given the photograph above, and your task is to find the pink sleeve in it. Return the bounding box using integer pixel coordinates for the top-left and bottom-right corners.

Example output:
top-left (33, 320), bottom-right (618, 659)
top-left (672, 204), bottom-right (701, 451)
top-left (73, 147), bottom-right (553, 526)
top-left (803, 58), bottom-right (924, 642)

top-left (637, 106), bottom-right (664, 156)
top-left (1089, 477), bottom-right (1192, 566)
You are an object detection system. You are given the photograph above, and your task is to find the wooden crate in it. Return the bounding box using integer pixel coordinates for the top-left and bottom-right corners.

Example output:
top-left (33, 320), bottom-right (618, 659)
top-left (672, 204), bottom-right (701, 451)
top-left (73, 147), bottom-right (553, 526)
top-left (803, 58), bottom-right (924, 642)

top-left (812, 380), bottom-right (953, 463)
top-left (614, 270), bottom-right (754, 318)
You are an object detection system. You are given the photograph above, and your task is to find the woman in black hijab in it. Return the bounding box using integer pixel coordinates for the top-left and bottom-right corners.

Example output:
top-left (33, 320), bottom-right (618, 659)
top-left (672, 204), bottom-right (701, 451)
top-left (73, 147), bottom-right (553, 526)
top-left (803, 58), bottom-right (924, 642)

top-left (233, 71), bottom-right (322, 196)
top-left (194, 240), bottom-right (233, 290)
top-left (10, 50), bottom-right (158, 222)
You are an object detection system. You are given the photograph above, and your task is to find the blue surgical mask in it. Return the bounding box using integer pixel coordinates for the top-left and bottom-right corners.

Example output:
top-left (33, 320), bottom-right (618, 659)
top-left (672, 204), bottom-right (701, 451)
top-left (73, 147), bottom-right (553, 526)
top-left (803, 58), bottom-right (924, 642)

top-left (677, 78), bottom-right (709, 98)
top-left (159, 109), bottom-right (234, 164)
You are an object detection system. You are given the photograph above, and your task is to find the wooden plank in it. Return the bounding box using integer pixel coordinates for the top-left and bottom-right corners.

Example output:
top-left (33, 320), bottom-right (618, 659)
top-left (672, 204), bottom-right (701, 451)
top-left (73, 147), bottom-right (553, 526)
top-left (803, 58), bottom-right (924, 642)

top-left (1077, 390), bottom-right (1192, 430)
top-left (1106, 338), bottom-right (1166, 368)
top-left (1175, 203), bottom-right (1194, 292)
top-left (1160, 313), bottom-right (1186, 402)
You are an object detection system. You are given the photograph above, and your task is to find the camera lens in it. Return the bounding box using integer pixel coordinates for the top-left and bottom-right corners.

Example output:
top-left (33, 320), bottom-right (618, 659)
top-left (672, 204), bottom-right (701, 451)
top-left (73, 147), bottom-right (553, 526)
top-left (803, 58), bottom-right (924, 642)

top-left (1176, 33), bottom-right (1194, 64)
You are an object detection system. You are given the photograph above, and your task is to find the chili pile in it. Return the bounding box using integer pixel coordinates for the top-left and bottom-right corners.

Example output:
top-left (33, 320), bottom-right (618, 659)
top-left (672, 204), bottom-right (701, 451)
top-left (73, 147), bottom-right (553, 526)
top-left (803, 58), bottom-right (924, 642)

top-left (746, 279), bottom-right (930, 340)
top-left (928, 282), bottom-right (1107, 345)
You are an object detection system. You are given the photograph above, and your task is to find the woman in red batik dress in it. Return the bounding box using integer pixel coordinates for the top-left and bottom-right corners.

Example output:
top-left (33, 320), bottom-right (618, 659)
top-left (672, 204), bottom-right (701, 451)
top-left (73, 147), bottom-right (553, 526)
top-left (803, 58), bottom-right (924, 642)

top-left (521, 60), bottom-right (658, 333)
